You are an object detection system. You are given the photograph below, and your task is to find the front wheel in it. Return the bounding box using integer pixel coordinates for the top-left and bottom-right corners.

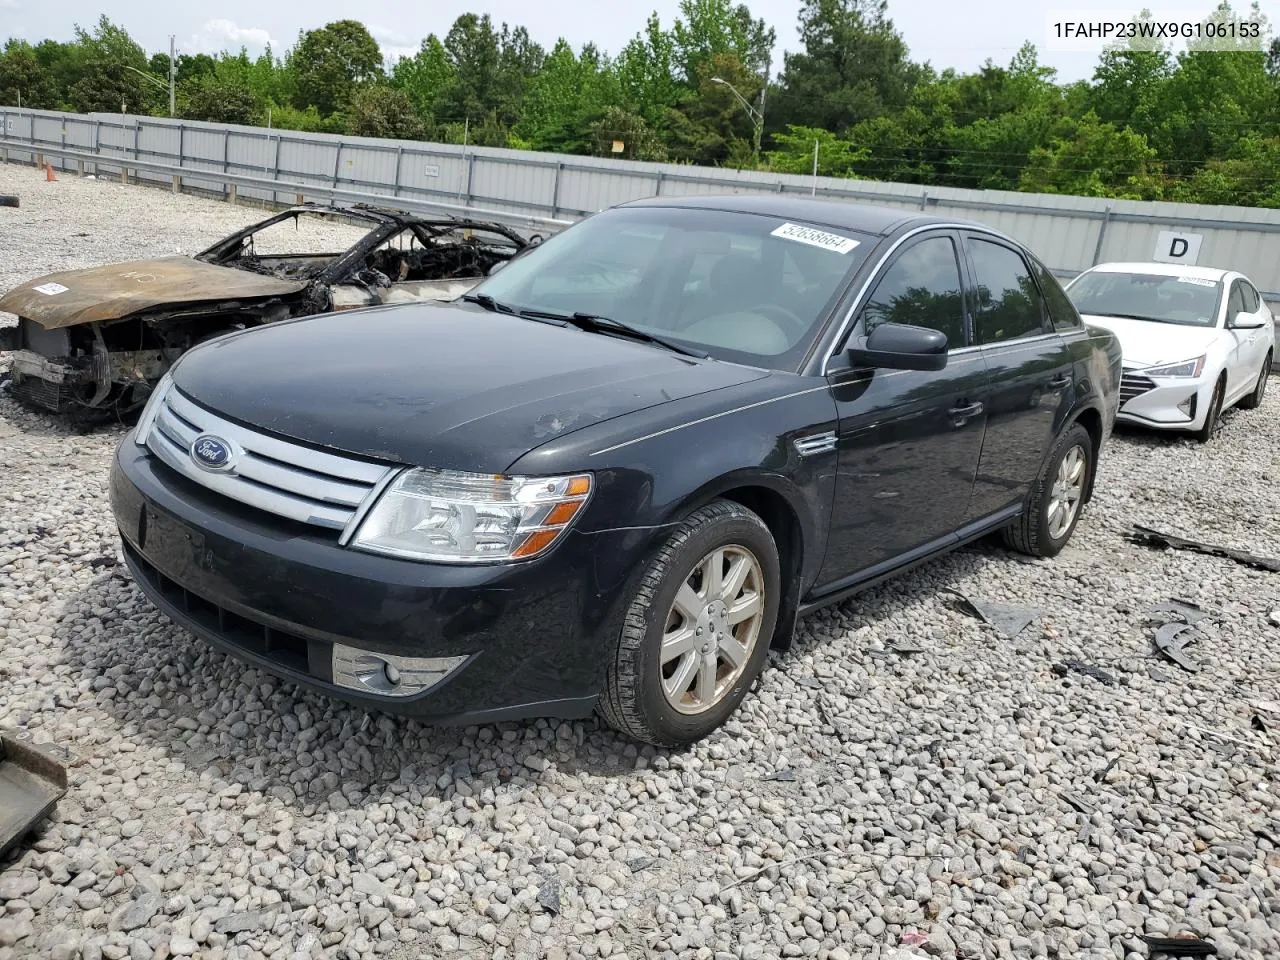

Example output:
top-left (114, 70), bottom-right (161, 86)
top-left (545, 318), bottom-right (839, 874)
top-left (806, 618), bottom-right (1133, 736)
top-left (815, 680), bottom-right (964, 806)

top-left (598, 500), bottom-right (780, 748)
top-left (1002, 423), bottom-right (1093, 559)
top-left (1237, 352), bottom-right (1272, 410)
top-left (1193, 375), bottom-right (1226, 443)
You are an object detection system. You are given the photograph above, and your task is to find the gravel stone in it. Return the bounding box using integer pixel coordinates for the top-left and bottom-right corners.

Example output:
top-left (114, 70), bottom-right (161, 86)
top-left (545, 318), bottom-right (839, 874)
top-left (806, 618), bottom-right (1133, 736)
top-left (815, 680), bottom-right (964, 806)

top-left (1, 162), bottom-right (1279, 960)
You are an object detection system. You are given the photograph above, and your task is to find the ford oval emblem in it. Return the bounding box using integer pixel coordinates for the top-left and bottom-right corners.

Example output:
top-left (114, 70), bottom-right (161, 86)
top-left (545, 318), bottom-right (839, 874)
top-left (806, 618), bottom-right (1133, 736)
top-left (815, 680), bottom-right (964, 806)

top-left (190, 434), bottom-right (234, 471)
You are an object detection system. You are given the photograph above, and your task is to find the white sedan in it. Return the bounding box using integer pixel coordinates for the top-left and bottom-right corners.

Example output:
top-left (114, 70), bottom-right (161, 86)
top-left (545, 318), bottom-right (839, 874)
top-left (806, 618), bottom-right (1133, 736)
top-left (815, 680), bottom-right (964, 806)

top-left (1064, 262), bottom-right (1274, 442)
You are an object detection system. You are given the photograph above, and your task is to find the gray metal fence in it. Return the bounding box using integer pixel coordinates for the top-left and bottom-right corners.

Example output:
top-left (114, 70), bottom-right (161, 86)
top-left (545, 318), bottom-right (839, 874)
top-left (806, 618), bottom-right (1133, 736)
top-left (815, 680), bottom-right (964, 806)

top-left (4, 106), bottom-right (1280, 315)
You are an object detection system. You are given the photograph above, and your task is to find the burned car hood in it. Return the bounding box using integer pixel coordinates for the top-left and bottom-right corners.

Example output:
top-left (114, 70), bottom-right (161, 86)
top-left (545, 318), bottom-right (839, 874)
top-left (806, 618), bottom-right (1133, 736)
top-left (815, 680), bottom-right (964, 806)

top-left (170, 303), bottom-right (770, 473)
top-left (0, 257), bottom-right (309, 329)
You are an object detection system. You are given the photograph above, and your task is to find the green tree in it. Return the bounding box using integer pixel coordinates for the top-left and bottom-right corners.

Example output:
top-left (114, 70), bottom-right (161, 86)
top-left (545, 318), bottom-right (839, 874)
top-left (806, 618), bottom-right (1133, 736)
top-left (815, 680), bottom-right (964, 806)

top-left (290, 20), bottom-right (383, 115)
top-left (1019, 112), bottom-right (1165, 199)
top-left (516, 40), bottom-right (618, 153)
top-left (440, 14), bottom-right (501, 122)
top-left (767, 124), bottom-right (868, 176)
top-left (347, 85), bottom-right (427, 139)
top-left (671, 0), bottom-right (776, 79)
top-left (0, 40), bottom-right (59, 108)
top-left (773, 0), bottom-right (922, 134)
top-left (181, 78), bottom-right (258, 125)
top-left (65, 16), bottom-right (154, 113)
top-left (390, 35), bottom-right (455, 120)
top-left (588, 105), bottom-right (667, 160)
top-left (615, 13), bottom-right (683, 126)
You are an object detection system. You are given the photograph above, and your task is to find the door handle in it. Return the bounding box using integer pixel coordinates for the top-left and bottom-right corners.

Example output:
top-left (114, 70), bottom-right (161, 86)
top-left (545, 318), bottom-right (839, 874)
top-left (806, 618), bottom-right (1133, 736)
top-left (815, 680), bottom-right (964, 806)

top-left (1047, 375), bottom-right (1071, 389)
top-left (948, 401), bottom-right (984, 419)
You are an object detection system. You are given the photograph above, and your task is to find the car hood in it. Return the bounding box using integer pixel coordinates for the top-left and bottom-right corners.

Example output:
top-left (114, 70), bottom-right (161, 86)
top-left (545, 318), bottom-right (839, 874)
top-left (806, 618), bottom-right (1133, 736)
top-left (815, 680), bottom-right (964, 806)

top-left (0, 256), bottom-right (309, 329)
top-left (1080, 314), bottom-right (1219, 367)
top-left (170, 303), bottom-right (770, 473)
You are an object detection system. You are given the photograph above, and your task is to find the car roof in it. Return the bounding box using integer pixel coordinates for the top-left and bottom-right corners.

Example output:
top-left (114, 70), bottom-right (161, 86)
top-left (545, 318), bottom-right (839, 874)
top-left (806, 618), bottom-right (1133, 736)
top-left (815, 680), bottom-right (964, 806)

top-left (615, 194), bottom-right (995, 239)
top-left (1085, 261), bottom-right (1232, 282)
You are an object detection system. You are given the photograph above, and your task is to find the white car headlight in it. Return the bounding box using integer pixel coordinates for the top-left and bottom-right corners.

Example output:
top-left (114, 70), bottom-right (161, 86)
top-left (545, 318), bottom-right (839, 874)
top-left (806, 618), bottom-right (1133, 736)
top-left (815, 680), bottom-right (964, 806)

top-left (1144, 355), bottom-right (1206, 378)
top-left (134, 371), bottom-right (174, 446)
top-left (350, 468), bottom-right (593, 563)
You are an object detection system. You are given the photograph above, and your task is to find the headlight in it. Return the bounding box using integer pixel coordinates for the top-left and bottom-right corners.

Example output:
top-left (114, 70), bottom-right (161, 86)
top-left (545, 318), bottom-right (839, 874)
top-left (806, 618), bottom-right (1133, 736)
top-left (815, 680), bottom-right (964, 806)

top-left (1143, 356), bottom-right (1206, 378)
top-left (350, 468), bottom-right (593, 563)
top-left (134, 371), bottom-right (174, 446)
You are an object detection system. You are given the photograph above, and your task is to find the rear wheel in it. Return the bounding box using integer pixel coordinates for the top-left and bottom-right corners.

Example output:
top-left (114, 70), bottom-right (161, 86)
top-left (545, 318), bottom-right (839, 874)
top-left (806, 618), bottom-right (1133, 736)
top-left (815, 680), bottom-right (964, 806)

top-left (598, 500), bottom-right (780, 748)
top-left (1238, 351), bottom-right (1272, 410)
top-left (1003, 423), bottom-right (1093, 559)
top-left (1193, 375), bottom-right (1226, 443)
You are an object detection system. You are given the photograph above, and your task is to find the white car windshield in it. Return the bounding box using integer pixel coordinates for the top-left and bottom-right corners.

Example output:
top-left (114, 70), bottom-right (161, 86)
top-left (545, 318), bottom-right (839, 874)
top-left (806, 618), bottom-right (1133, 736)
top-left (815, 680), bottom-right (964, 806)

top-left (1066, 271), bottom-right (1221, 327)
top-left (469, 206), bottom-right (874, 369)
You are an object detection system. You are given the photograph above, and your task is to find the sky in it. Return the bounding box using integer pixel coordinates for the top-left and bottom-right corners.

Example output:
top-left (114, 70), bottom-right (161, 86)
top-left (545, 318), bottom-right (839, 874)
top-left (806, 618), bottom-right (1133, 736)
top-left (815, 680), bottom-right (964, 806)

top-left (0, 0), bottom-right (1275, 85)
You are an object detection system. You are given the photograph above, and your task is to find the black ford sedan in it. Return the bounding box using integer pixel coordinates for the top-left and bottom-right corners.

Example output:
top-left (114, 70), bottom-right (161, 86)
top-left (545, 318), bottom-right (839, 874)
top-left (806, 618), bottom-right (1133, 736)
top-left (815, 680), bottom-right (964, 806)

top-left (109, 195), bottom-right (1122, 746)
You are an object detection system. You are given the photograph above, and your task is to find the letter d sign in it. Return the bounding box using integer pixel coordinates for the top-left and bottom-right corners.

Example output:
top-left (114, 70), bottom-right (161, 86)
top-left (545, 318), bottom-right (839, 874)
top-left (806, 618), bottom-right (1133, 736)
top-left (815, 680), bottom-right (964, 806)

top-left (1153, 231), bottom-right (1203, 265)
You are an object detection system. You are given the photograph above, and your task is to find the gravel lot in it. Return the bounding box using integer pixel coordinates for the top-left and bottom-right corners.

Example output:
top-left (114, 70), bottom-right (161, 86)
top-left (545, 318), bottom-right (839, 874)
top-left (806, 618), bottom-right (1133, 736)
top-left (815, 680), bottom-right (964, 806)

top-left (1, 162), bottom-right (1279, 960)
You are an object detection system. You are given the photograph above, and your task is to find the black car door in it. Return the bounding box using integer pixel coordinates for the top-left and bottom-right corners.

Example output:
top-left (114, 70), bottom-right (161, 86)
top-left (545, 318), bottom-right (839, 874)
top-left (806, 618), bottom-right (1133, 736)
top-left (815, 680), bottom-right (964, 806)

top-left (817, 230), bottom-right (989, 585)
top-left (959, 233), bottom-right (1075, 523)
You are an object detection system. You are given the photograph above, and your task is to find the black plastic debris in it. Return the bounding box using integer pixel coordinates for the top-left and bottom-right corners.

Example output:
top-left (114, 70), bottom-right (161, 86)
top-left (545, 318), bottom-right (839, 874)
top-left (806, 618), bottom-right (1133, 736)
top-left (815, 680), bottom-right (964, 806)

top-left (1252, 714), bottom-right (1268, 733)
top-left (1154, 622), bottom-right (1201, 673)
top-left (88, 555), bottom-right (119, 570)
top-left (1094, 756), bottom-right (1121, 782)
top-left (0, 733), bottom-right (69, 861)
top-left (761, 767), bottom-right (797, 783)
top-left (1061, 791), bottom-right (1095, 815)
top-left (1147, 599), bottom-right (1212, 626)
top-left (1140, 933), bottom-right (1217, 956)
top-left (1052, 660), bottom-right (1116, 685)
top-left (626, 857), bottom-right (654, 874)
top-left (947, 591), bottom-right (1038, 638)
top-left (536, 877), bottom-right (561, 915)
top-left (1126, 525), bottom-right (1280, 573)
top-left (0, 195), bottom-right (18, 209)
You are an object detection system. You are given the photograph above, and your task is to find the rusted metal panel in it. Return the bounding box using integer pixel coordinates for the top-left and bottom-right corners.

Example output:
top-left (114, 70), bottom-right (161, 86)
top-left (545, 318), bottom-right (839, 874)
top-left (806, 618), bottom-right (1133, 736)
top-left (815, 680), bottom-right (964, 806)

top-left (0, 257), bottom-right (307, 329)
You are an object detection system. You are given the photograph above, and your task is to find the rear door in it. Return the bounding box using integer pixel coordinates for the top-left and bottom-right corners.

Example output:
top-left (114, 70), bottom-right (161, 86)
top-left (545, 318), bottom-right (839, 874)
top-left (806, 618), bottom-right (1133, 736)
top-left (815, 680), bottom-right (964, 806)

top-left (960, 233), bottom-right (1075, 523)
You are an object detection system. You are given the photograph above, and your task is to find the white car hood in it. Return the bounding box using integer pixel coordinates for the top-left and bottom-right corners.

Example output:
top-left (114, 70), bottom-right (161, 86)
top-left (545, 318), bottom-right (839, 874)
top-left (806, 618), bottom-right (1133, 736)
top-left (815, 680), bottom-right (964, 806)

top-left (1080, 314), bottom-right (1218, 368)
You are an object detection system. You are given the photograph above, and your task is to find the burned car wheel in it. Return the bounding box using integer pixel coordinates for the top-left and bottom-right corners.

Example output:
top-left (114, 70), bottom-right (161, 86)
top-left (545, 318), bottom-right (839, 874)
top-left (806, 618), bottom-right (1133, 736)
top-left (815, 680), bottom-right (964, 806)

top-left (599, 500), bottom-right (780, 747)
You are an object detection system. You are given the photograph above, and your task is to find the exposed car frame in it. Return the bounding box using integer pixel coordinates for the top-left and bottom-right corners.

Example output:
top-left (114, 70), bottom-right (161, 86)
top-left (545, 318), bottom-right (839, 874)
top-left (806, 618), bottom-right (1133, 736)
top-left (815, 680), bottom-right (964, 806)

top-left (0, 202), bottom-right (531, 419)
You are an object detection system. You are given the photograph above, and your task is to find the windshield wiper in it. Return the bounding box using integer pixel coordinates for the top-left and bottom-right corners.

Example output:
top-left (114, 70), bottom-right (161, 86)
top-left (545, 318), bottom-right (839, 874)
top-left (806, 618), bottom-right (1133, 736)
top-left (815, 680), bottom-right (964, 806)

top-left (460, 292), bottom-right (517, 314)
top-left (518, 309), bottom-right (710, 359)
top-left (1089, 311), bottom-right (1177, 324)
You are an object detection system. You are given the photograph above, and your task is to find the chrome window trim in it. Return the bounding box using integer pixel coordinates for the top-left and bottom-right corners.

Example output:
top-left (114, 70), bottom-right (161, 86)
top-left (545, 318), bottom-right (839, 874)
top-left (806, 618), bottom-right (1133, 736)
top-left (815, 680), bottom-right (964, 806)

top-left (819, 222), bottom-right (1024, 376)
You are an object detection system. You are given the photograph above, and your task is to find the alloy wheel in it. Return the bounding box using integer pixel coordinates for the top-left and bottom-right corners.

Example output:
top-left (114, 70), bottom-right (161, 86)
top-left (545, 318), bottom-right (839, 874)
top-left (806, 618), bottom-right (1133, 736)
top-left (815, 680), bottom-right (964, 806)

top-left (1047, 444), bottom-right (1087, 540)
top-left (659, 545), bottom-right (766, 715)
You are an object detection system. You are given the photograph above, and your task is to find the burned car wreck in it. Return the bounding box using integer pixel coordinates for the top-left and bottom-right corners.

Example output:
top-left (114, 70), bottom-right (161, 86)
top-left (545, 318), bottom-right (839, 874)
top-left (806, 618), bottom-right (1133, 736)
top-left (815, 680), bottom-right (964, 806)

top-left (0, 203), bottom-right (530, 418)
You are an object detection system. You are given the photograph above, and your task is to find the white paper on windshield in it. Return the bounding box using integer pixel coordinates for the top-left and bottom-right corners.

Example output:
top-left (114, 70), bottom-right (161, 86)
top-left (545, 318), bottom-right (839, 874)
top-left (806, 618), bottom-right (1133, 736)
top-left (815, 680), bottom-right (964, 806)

top-left (770, 222), bottom-right (860, 255)
top-left (33, 282), bottom-right (68, 296)
top-left (1176, 277), bottom-right (1215, 287)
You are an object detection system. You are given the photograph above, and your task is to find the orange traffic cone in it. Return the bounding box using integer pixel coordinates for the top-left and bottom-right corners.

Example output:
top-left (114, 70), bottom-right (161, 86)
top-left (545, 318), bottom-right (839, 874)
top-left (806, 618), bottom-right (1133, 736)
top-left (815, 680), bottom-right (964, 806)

top-left (45, 163), bottom-right (56, 182)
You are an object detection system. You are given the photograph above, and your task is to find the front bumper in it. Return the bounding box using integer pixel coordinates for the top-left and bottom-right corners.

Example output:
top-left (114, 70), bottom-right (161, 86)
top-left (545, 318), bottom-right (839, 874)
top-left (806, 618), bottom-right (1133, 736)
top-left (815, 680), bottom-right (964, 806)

top-left (1116, 370), bottom-right (1214, 430)
top-left (110, 439), bottom-right (657, 724)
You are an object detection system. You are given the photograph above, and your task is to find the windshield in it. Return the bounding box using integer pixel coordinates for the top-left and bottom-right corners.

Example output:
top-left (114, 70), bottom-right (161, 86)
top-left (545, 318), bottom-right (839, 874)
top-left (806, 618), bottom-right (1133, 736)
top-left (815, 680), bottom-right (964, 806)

top-left (469, 206), bottom-right (873, 368)
top-left (1065, 271), bottom-right (1222, 327)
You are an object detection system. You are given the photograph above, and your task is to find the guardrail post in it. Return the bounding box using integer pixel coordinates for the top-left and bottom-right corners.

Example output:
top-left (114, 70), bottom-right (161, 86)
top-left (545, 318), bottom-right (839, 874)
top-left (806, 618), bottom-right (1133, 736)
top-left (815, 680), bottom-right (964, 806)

top-left (222, 130), bottom-right (230, 199)
top-left (1091, 205), bottom-right (1113, 265)
top-left (271, 135), bottom-right (281, 206)
top-left (654, 171), bottom-right (665, 196)
top-left (332, 143), bottom-right (342, 187)
top-left (393, 145), bottom-right (403, 197)
top-left (550, 162), bottom-right (563, 218)
top-left (229, 184), bottom-right (238, 203)
top-left (92, 120), bottom-right (100, 177)
top-left (464, 153), bottom-right (476, 204)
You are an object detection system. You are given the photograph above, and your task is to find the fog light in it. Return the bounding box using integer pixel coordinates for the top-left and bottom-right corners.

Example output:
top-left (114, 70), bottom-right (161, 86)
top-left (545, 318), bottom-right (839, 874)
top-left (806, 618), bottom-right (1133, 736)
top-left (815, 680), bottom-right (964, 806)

top-left (1177, 393), bottom-right (1197, 418)
top-left (331, 645), bottom-right (465, 698)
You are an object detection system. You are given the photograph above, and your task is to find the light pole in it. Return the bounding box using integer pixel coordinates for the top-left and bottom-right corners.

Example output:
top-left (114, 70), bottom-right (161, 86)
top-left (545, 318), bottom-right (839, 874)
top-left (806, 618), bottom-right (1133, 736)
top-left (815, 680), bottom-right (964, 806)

top-left (712, 76), bottom-right (764, 158)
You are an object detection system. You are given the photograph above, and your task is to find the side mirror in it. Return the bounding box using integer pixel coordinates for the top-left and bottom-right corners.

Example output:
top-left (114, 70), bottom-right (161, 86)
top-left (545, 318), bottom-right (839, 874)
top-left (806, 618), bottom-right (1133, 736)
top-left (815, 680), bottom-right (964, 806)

top-left (848, 322), bottom-right (949, 372)
top-left (1228, 310), bottom-right (1265, 330)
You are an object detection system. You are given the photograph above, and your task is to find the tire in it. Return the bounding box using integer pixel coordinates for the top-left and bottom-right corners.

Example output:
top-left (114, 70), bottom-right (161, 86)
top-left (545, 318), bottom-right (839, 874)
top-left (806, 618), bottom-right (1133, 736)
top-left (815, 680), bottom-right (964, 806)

top-left (598, 500), bottom-right (781, 748)
top-left (1193, 375), bottom-right (1226, 443)
top-left (1002, 423), bottom-right (1093, 559)
top-left (1237, 351), bottom-right (1272, 410)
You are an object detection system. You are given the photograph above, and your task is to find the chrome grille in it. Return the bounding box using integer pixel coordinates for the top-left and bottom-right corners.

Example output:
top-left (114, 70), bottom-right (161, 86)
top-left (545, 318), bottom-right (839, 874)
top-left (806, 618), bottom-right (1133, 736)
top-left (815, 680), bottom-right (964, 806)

top-left (1119, 371), bottom-right (1157, 407)
top-left (144, 384), bottom-right (398, 533)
